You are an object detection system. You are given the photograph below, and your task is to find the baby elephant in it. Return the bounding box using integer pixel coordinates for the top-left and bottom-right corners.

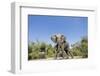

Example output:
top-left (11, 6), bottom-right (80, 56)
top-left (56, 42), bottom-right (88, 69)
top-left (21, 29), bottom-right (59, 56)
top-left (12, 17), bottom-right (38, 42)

top-left (51, 34), bottom-right (73, 59)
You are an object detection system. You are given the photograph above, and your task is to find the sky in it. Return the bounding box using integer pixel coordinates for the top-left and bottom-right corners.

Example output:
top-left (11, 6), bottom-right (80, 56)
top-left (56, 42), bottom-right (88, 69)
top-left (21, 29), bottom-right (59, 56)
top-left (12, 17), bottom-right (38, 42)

top-left (28, 15), bottom-right (88, 45)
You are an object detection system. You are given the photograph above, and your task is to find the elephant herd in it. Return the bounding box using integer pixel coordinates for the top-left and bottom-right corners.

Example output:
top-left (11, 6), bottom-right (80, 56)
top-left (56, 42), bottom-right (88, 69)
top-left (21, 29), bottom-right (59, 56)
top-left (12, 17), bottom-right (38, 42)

top-left (51, 34), bottom-right (73, 59)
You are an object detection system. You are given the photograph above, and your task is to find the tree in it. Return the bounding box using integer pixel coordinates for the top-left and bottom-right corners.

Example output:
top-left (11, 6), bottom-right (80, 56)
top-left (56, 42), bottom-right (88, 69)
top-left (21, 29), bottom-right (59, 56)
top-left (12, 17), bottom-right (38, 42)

top-left (71, 36), bottom-right (88, 58)
top-left (28, 41), bottom-right (55, 60)
top-left (80, 37), bottom-right (88, 58)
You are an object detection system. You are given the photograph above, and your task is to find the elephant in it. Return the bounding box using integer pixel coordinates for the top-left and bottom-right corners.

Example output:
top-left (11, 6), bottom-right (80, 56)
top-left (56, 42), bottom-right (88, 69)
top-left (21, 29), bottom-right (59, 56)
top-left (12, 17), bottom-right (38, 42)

top-left (51, 34), bottom-right (73, 59)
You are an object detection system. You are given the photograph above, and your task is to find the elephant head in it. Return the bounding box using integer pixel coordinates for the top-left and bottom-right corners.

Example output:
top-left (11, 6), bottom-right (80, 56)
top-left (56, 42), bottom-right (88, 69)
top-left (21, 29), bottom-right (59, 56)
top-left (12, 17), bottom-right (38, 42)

top-left (51, 34), bottom-right (66, 44)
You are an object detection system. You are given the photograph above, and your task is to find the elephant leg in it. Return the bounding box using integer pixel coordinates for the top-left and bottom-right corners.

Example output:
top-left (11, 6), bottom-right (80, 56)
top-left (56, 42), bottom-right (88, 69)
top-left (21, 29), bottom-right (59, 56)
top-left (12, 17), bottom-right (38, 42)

top-left (68, 51), bottom-right (73, 58)
top-left (54, 49), bottom-right (57, 59)
top-left (65, 52), bottom-right (69, 59)
top-left (61, 44), bottom-right (65, 59)
top-left (64, 49), bottom-right (69, 59)
top-left (55, 51), bottom-right (61, 59)
top-left (62, 50), bottom-right (65, 59)
top-left (57, 45), bottom-right (61, 58)
top-left (55, 49), bottom-right (60, 59)
top-left (56, 52), bottom-right (58, 59)
top-left (54, 45), bottom-right (58, 59)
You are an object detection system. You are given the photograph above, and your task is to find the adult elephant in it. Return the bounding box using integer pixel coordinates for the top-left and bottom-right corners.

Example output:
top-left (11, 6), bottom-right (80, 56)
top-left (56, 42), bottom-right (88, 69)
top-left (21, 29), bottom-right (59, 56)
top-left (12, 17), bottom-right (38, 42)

top-left (51, 34), bottom-right (73, 59)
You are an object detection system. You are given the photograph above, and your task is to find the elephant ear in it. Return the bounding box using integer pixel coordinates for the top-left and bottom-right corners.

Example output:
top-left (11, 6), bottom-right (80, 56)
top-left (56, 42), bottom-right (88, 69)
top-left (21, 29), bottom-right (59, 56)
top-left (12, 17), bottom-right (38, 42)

top-left (51, 35), bottom-right (57, 43)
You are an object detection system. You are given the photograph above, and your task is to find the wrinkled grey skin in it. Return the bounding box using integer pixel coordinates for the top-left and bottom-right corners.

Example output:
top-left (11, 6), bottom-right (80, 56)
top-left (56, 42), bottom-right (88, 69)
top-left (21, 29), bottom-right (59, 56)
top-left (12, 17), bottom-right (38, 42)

top-left (51, 34), bottom-right (73, 59)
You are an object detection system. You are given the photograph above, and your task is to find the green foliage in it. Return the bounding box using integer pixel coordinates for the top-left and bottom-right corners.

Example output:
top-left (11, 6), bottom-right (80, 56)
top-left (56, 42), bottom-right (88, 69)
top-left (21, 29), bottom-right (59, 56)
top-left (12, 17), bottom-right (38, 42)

top-left (28, 36), bottom-right (88, 60)
top-left (28, 41), bottom-right (55, 60)
top-left (71, 36), bottom-right (88, 58)
top-left (46, 44), bottom-right (55, 58)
